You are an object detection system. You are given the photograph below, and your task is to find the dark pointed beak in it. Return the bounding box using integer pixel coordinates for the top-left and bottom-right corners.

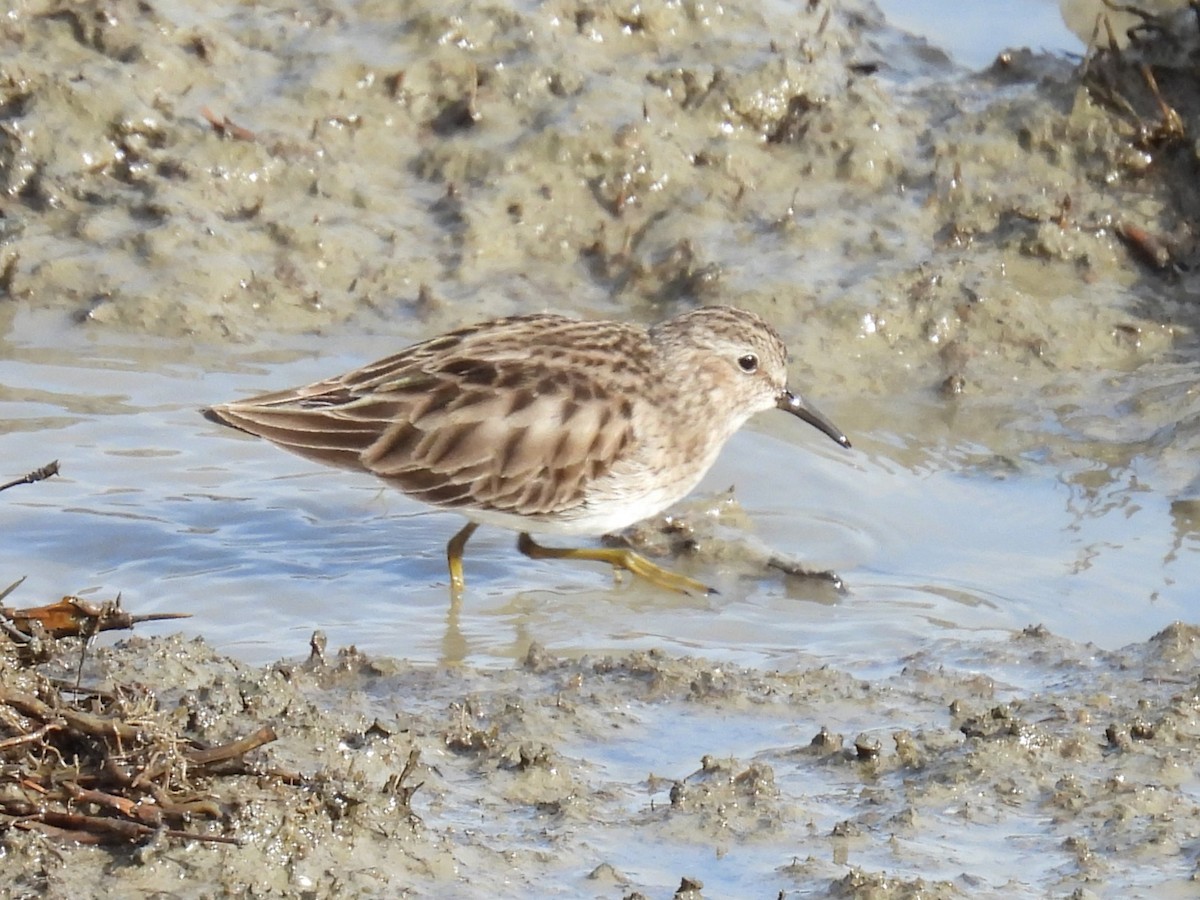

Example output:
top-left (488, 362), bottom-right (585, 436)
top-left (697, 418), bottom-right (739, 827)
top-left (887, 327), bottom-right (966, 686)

top-left (777, 390), bottom-right (851, 449)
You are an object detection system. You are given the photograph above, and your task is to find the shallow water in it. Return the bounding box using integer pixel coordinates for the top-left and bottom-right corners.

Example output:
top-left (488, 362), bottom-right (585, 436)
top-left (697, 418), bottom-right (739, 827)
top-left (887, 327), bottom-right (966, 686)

top-left (4, 303), bottom-right (1195, 674)
top-left (875, 0), bottom-right (1082, 70)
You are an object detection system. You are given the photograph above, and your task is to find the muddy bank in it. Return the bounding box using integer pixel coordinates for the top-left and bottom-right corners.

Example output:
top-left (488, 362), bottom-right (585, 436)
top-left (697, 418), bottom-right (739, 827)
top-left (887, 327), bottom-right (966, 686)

top-left (4, 626), bottom-right (1200, 897)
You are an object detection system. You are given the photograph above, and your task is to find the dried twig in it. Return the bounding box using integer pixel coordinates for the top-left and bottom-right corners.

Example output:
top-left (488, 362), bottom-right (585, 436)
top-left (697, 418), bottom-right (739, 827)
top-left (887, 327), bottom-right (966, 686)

top-left (0, 577), bottom-right (25, 604)
top-left (0, 460), bottom-right (59, 494)
top-left (0, 596), bottom-right (190, 640)
top-left (186, 725), bottom-right (279, 767)
top-left (199, 106), bottom-right (256, 141)
top-left (15, 812), bottom-right (241, 846)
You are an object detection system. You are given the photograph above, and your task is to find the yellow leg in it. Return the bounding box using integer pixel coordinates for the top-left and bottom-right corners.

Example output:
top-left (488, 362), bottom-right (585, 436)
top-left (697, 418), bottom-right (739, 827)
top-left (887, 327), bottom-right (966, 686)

top-left (446, 522), bottom-right (480, 597)
top-left (517, 532), bottom-right (714, 596)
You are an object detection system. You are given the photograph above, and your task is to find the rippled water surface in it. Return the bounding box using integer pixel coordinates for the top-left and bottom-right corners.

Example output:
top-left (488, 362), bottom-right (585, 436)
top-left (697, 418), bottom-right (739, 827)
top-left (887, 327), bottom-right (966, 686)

top-left (5, 305), bottom-right (1194, 672)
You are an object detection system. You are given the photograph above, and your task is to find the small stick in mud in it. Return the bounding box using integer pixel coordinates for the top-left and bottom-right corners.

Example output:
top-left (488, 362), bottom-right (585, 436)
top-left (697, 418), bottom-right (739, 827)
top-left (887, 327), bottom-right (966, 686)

top-left (199, 106), bottom-right (257, 141)
top-left (185, 725), bottom-right (279, 768)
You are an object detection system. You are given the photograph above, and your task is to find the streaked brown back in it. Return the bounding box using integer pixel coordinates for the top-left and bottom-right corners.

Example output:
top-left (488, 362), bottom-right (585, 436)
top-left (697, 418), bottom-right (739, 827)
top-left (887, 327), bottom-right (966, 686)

top-left (203, 315), bottom-right (647, 517)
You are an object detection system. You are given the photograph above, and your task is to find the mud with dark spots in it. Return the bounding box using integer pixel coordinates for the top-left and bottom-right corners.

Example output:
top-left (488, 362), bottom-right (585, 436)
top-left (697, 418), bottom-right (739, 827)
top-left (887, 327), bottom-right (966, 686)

top-left (5, 625), bottom-right (1200, 897)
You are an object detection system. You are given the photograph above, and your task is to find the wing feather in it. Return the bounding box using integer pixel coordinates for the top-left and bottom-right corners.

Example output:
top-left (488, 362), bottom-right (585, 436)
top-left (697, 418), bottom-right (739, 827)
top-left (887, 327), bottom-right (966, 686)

top-left (203, 315), bottom-right (644, 517)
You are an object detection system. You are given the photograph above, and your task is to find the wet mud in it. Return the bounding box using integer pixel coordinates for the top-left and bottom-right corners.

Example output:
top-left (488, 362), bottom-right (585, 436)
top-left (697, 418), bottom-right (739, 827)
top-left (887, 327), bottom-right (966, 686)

top-left (6, 626), bottom-right (1200, 897)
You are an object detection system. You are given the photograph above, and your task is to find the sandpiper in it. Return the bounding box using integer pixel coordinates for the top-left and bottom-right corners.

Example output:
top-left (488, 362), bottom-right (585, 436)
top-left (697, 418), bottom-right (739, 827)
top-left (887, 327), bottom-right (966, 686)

top-left (203, 306), bottom-right (850, 596)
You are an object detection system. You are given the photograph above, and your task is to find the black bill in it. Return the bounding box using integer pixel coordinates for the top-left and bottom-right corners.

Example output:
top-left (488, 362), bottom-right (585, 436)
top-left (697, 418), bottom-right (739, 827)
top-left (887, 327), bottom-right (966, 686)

top-left (777, 390), bottom-right (851, 449)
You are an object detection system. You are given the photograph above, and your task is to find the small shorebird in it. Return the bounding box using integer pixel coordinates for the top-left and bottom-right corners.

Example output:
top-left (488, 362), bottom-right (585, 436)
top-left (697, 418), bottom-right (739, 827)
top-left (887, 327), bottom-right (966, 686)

top-left (203, 306), bottom-right (850, 596)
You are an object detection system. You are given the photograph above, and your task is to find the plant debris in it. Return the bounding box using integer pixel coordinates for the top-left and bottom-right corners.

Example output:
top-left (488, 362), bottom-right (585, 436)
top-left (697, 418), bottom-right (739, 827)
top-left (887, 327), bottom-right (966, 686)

top-left (1, 593), bottom-right (191, 641)
top-left (0, 589), bottom-right (274, 846)
top-left (0, 460), bottom-right (59, 494)
top-left (0, 678), bottom-right (274, 845)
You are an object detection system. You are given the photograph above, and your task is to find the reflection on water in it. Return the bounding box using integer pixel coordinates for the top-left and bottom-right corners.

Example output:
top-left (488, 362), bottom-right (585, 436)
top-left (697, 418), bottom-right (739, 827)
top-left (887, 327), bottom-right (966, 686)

top-left (2, 305), bottom-right (1198, 669)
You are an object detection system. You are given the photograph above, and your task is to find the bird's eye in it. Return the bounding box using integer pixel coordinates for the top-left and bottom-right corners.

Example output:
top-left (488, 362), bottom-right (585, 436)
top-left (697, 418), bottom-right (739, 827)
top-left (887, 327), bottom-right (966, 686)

top-left (737, 354), bottom-right (759, 373)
